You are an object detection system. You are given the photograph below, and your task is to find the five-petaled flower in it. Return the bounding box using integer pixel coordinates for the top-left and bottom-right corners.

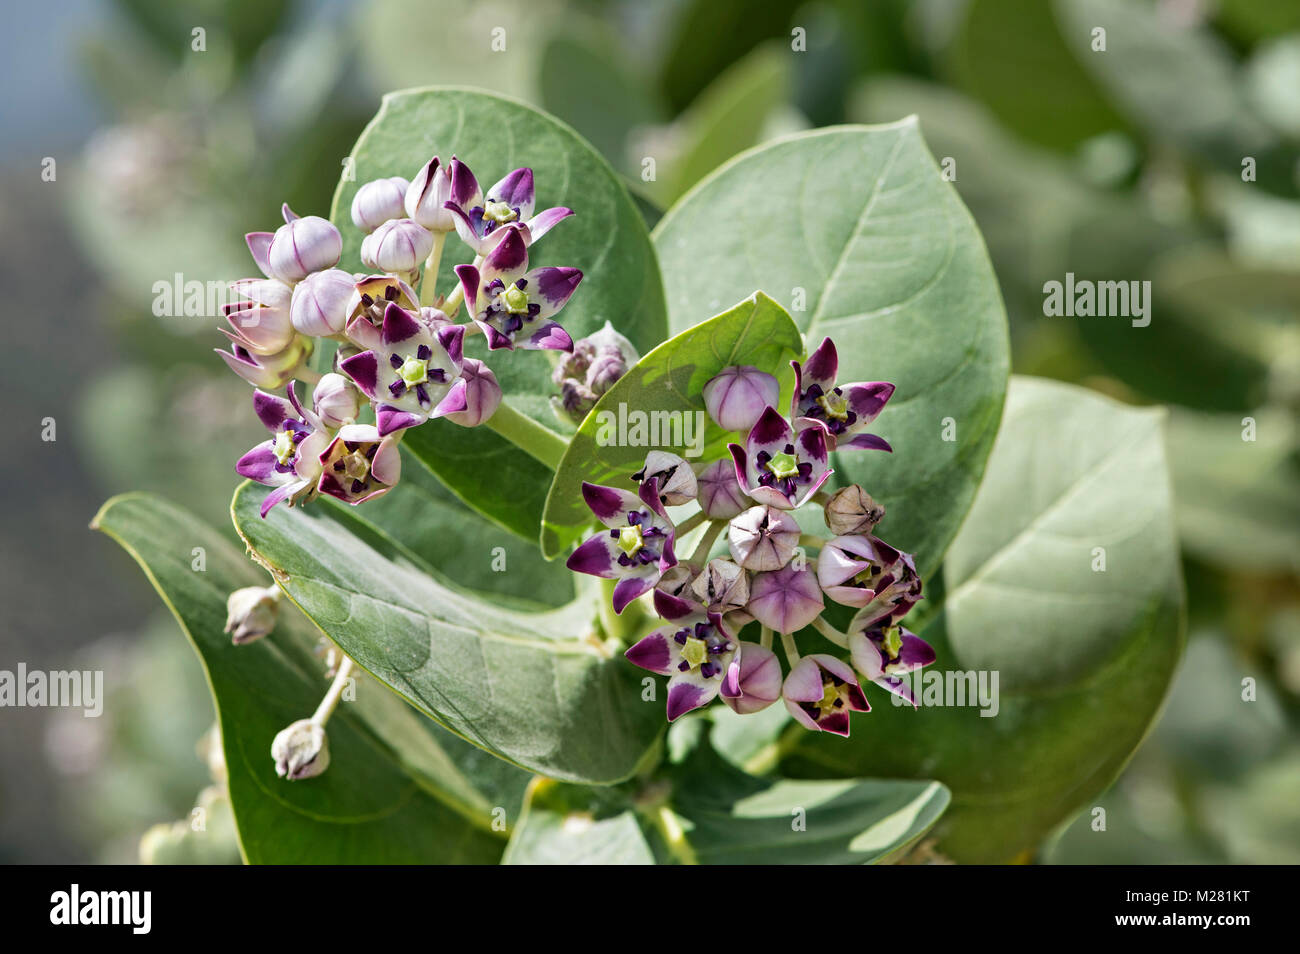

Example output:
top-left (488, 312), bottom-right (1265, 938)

top-left (783, 653), bottom-right (870, 737)
top-left (791, 337), bottom-right (894, 452)
top-left (849, 621), bottom-right (936, 707)
top-left (817, 533), bottom-right (922, 625)
top-left (729, 406), bottom-right (832, 510)
top-left (566, 479), bottom-right (678, 614)
top-left (339, 302), bottom-right (466, 436)
top-left (317, 424), bottom-right (402, 506)
top-left (625, 591), bottom-right (741, 721)
top-left (235, 383), bottom-right (331, 517)
top-left (443, 165), bottom-right (573, 255)
top-left (454, 228), bottom-right (582, 351)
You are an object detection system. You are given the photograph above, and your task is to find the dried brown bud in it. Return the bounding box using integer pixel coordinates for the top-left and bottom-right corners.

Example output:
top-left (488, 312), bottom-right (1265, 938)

top-left (823, 484), bottom-right (885, 536)
top-left (691, 558), bottom-right (750, 614)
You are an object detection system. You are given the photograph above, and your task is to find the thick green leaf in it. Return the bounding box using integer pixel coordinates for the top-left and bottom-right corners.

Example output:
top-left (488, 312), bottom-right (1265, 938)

top-left (653, 120), bottom-right (1011, 576)
top-left (503, 734), bottom-right (949, 864)
top-left (329, 87), bottom-right (668, 539)
top-left (540, 291), bottom-right (804, 558)
top-left (93, 493), bottom-right (512, 863)
top-left (231, 482), bottom-right (662, 783)
top-left (781, 377), bottom-right (1186, 862)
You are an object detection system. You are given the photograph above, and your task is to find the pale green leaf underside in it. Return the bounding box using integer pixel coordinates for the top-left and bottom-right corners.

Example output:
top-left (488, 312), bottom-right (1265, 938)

top-left (93, 493), bottom-right (510, 864)
top-left (231, 482), bottom-right (662, 783)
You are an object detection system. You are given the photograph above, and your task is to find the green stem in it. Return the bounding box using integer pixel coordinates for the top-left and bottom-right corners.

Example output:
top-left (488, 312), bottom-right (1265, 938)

top-left (780, 630), bottom-right (800, 664)
top-left (311, 656), bottom-right (354, 727)
top-left (675, 510), bottom-right (706, 536)
top-left (418, 230), bottom-right (447, 307)
top-left (485, 399), bottom-right (568, 470)
top-left (812, 616), bottom-right (849, 649)
top-left (688, 520), bottom-right (725, 565)
top-left (652, 805), bottom-right (699, 866)
top-left (760, 625), bottom-right (773, 650)
top-left (798, 533), bottom-right (824, 552)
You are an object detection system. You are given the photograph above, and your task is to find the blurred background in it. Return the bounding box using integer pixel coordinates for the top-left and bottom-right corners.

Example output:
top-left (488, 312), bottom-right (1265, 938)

top-left (1, 0), bottom-right (1297, 863)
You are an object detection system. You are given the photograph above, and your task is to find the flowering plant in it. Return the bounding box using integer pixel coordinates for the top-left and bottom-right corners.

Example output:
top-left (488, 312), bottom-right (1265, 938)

top-left (95, 88), bottom-right (1184, 865)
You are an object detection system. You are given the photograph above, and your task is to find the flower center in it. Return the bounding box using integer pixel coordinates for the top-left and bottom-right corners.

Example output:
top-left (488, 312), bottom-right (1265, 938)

top-left (853, 563), bottom-right (882, 587)
top-left (398, 356), bottom-right (428, 387)
top-left (817, 389), bottom-right (849, 421)
top-left (815, 676), bottom-right (851, 716)
top-left (617, 524), bottom-right (644, 556)
top-left (766, 450), bottom-right (799, 479)
top-left (879, 625), bottom-right (903, 662)
top-left (682, 636), bottom-right (708, 669)
top-left (341, 451), bottom-right (371, 482)
top-left (272, 428), bottom-right (297, 465)
top-left (502, 282), bottom-right (530, 314)
top-left (483, 198), bottom-right (518, 224)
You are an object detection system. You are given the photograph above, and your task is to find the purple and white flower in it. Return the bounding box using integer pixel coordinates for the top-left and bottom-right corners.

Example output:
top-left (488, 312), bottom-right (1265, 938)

top-left (702, 365), bottom-right (779, 433)
top-left (454, 228), bottom-right (582, 351)
top-left (747, 563), bottom-right (825, 634)
top-left (405, 156), bottom-right (481, 233)
top-left (235, 383), bottom-right (331, 517)
top-left (317, 424), bottom-right (402, 506)
top-left (633, 451), bottom-right (697, 507)
top-left (312, 372), bottom-right (361, 430)
top-left (343, 275), bottom-right (420, 350)
top-left (728, 406), bottom-right (832, 510)
top-left (849, 622), bottom-right (936, 707)
top-left (339, 302), bottom-right (466, 436)
top-left (444, 166), bottom-right (573, 255)
top-left (791, 337), bottom-right (894, 452)
top-left (625, 591), bottom-right (740, 721)
top-left (443, 358), bottom-right (501, 427)
top-left (720, 641), bottom-right (782, 715)
top-left (783, 653), bottom-right (870, 736)
top-left (222, 277), bottom-right (294, 356)
top-left (217, 335), bottom-right (311, 390)
top-left (566, 479), bottom-right (677, 614)
top-left (818, 535), bottom-right (922, 626)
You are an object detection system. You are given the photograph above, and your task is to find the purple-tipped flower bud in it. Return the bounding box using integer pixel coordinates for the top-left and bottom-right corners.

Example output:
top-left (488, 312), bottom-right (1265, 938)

top-left (351, 176), bottom-right (410, 232)
top-left (406, 156), bottom-right (480, 232)
top-left (703, 365), bottom-right (779, 432)
top-left (223, 585), bottom-right (279, 644)
top-left (748, 563), bottom-right (824, 634)
top-left (823, 483), bottom-right (885, 536)
top-left (696, 458), bottom-right (747, 519)
top-left (443, 358), bottom-right (502, 427)
top-left (690, 558), bottom-right (750, 615)
top-left (267, 207), bottom-right (342, 283)
top-left (312, 372), bottom-right (361, 429)
top-left (290, 267), bottom-right (354, 337)
top-left (633, 451), bottom-right (697, 506)
top-left (271, 719), bottom-right (329, 780)
top-left (721, 641), bottom-right (782, 715)
top-left (728, 504), bottom-right (800, 572)
top-left (551, 322), bottom-right (638, 424)
top-left (360, 218), bottom-right (433, 273)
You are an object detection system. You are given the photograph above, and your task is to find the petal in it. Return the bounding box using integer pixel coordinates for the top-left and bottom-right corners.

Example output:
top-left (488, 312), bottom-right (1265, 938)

top-left (783, 656), bottom-right (826, 703)
top-left (447, 156), bottom-right (481, 208)
top-left (524, 206), bottom-right (573, 242)
top-left (523, 321), bottom-right (573, 352)
top-left (566, 533), bottom-right (620, 577)
top-left (803, 337), bottom-right (838, 386)
top-left (625, 630), bottom-right (676, 676)
top-left (612, 575), bottom-right (656, 615)
top-left (489, 167), bottom-right (535, 219)
top-left (429, 377), bottom-right (469, 419)
top-left (874, 675), bottom-right (918, 708)
top-left (840, 432), bottom-right (893, 453)
top-left (371, 437), bottom-right (402, 485)
top-left (454, 264), bottom-right (481, 318)
top-left (843, 381), bottom-right (895, 426)
top-left (526, 266), bottom-right (583, 319)
top-left (259, 483), bottom-right (296, 518)
top-left (480, 227), bottom-right (529, 283)
top-left (376, 405), bottom-right (426, 437)
top-left (339, 350), bottom-right (380, 398)
top-left (380, 301), bottom-right (425, 346)
top-left (235, 443), bottom-right (283, 484)
top-left (666, 679), bottom-right (712, 722)
top-left (652, 589), bottom-right (698, 621)
top-left (748, 406), bottom-right (792, 453)
top-left (245, 232), bottom-right (274, 277)
top-left (581, 482), bottom-right (641, 527)
top-left (724, 643), bottom-right (783, 714)
top-left (252, 389), bottom-right (292, 431)
top-left (436, 324), bottom-right (464, 365)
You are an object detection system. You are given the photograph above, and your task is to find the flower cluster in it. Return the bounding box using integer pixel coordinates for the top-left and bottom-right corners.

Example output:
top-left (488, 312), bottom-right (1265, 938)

top-left (218, 155), bottom-right (584, 516)
top-left (566, 337), bottom-right (934, 737)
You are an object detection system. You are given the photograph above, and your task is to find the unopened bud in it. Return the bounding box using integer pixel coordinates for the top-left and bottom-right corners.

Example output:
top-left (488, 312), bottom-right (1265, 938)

top-left (703, 365), bottom-right (779, 432)
top-left (823, 484), bottom-right (885, 536)
top-left (691, 558), bottom-right (750, 615)
top-left (271, 719), bottom-right (329, 780)
top-left (223, 585), bottom-right (279, 644)
top-left (728, 505), bottom-right (800, 572)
